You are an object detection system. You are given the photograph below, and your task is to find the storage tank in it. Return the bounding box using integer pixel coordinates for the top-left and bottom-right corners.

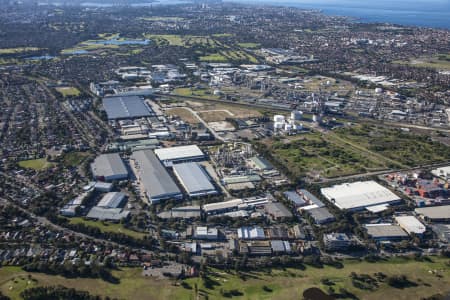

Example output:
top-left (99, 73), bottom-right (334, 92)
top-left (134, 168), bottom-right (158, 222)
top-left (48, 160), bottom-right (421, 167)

top-left (284, 124), bottom-right (292, 131)
top-left (274, 122), bottom-right (284, 130)
top-left (375, 87), bottom-right (383, 94)
top-left (291, 110), bottom-right (303, 121)
top-left (273, 115), bottom-right (285, 123)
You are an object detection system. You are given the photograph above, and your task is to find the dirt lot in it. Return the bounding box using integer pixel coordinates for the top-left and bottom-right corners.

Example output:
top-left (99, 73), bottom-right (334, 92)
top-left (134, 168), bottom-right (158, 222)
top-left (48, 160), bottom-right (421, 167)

top-left (198, 110), bottom-right (234, 122)
top-left (166, 107), bottom-right (200, 124)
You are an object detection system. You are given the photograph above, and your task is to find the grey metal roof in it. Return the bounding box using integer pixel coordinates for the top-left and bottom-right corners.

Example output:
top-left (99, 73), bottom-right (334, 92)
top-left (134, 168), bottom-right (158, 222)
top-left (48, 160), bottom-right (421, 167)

top-left (308, 207), bottom-right (335, 224)
top-left (299, 189), bottom-right (325, 207)
top-left (415, 205), bottom-right (450, 220)
top-left (173, 162), bottom-right (217, 196)
top-left (264, 202), bottom-right (293, 218)
top-left (365, 225), bottom-right (408, 238)
top-left (103, 96), bottom-right (153, 119)
top-left (91, 153), bottom-right (128, 179)
top-left (97, 192), bottom-right (126, 208)
top-left (284, 191), bottom-right (306, 206)
top-left (132, 150), bottom-right (182, 201)
top-left (86, 207), bottom-right (130, 221)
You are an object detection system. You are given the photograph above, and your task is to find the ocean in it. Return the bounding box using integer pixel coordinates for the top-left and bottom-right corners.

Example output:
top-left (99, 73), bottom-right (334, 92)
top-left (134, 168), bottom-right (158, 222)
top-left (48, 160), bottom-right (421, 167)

top-left (227, 0), bottom-right (450, 29)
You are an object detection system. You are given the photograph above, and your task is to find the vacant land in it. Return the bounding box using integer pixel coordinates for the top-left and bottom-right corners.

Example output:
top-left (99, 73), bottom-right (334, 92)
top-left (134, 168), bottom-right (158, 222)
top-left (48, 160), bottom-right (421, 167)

top-left (0, 257), bottom-right (448, 300)
top-left (55, 86), bottom-right (81, 97)
top-left (18, 158), bottom-right (55, 170)
top-left (166, 107), bottom-right (200, 124)
top-left (67, 218), bottom-right (147, 240)
top-left (334, 124), bottom-right (450, 167)
top-left (187, 101), bottom-right (262, 119)
top-left (173, 87), bottom-right (220, 100)
top-left (198, 110), bottom-right (234, 122)
top-left (266, 132), bottom-right (386, 179)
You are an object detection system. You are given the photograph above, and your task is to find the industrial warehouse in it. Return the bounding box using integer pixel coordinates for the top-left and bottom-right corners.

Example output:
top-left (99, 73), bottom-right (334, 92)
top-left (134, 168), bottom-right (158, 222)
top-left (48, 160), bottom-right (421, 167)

top-left (172, 162), bottom-right (218, 197)
top-left (102, 95), bottom-right (153, 120)
top-left (91, 153), bottom-right (129, 182)
top-left (321, 180), bottom-right (401, 211)
top-left (154, 145), bottom-right (206, 166)
top-left (131, 150), bottom-right (183, 204)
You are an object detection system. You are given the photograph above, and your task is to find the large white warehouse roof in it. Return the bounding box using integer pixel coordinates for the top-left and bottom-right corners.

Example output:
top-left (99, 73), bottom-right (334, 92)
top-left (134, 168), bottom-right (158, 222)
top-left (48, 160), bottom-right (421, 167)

top-left (321, 180), bottom-right (401, 211)
top-left (154, 145), bottom-right (205, 163)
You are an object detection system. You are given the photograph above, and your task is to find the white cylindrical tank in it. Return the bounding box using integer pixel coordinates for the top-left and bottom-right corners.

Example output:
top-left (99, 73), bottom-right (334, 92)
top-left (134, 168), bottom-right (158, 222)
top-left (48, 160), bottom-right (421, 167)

top-left (274, 122), bottom-right (284, 130)
top-left (375, 87), bottom-right (383, 93)
top-left (285, 124), bottom-right (292, 131)
top-left (313, 115), bottom-right (321, 123)
top-left (291, 110), bottom-right (303, 121)
top-left (274, 115), bottom-right (285, 123)
top-left (297, 123), bottom-right (303, 130)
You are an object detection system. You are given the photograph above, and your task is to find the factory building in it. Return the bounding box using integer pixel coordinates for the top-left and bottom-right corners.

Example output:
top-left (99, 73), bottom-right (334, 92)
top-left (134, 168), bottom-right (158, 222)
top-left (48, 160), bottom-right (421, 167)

top-left (264, 202), bottom-right (293, 220)
top-left (431, 166), bottom-right (450, 180)
top-left (202, 196), bottom-right (270, 215)
top-left (172, 162), bottom-right (217, 197)
top-left (97, 192), bottom-right (127, 209)
top-left (365, 224), bottom-right (408, 241)
top-left (86, 207), bottom-right (130, 221)
top-left (248, 156), bottom-right (273, 171)
top-left (91, 153), bottom-right (129, 182)
top-left (237, 226), bottom-right (266, 240)
top-left (415, 205), bottom-right (450, 223)
top-left (394, 215), bottom-right (426, 236)
top-left (307, 207), bottom-right (335, 225)
top-left (131, 150), bottom-right (183, 204)
top-left (323, 233), bottom-right (351, 251)
top-left (154, 145), bottom-right (206, 167)
top-left (193, 226), bottom-right (219, 240)
top-left (321, 181), bottom-right (401, 211)
top-left (102, 95), bottom-right (153, 120)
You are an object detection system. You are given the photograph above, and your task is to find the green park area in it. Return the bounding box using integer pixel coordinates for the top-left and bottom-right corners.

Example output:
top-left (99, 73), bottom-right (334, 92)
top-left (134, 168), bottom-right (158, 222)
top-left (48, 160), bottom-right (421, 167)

top-left (237, 42), bottom-right (261, 49)
top-left (0, 47), bottom-right (41, 54)
top-left (0, 257), bottom-right (448, 300)
top-left (67, 217), bottom-right (147, 240)
top-left (200, 50), bottom-right (258, 63)
top-left (394, 53), bottom-right (450, 71)
top-left (55, 86), bottom-right (81, 97)
top-left (18, 158), bottom-right (54, 171)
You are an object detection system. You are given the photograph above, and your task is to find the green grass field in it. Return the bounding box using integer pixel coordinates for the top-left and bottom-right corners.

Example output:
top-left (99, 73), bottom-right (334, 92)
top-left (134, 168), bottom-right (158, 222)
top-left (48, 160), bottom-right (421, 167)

top-left (67, 218), bottom-right (147, 240)
top-left (0, 257), bottom-right (448, 300)
top-left (139, 16), bottom-right (185, 21)
top-left (0, 47), bottom-right (41, 54)
top-left (18, 159), bottom-right (54, 171)
top-left (200, 50), bottom-right (258, 63)
top-left (173, 87), bottom-right (220, 100)
top-left (394, 54), bottom-right (450, 71)
top-left (55, 87), bottom-right (81, 97)
top-left (237, 42), bottom-right (261, 49)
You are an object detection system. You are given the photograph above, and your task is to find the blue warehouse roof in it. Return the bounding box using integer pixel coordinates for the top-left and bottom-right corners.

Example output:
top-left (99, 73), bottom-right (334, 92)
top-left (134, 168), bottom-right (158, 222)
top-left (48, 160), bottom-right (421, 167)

top-left (103, 95), bottom-right (153, 119)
